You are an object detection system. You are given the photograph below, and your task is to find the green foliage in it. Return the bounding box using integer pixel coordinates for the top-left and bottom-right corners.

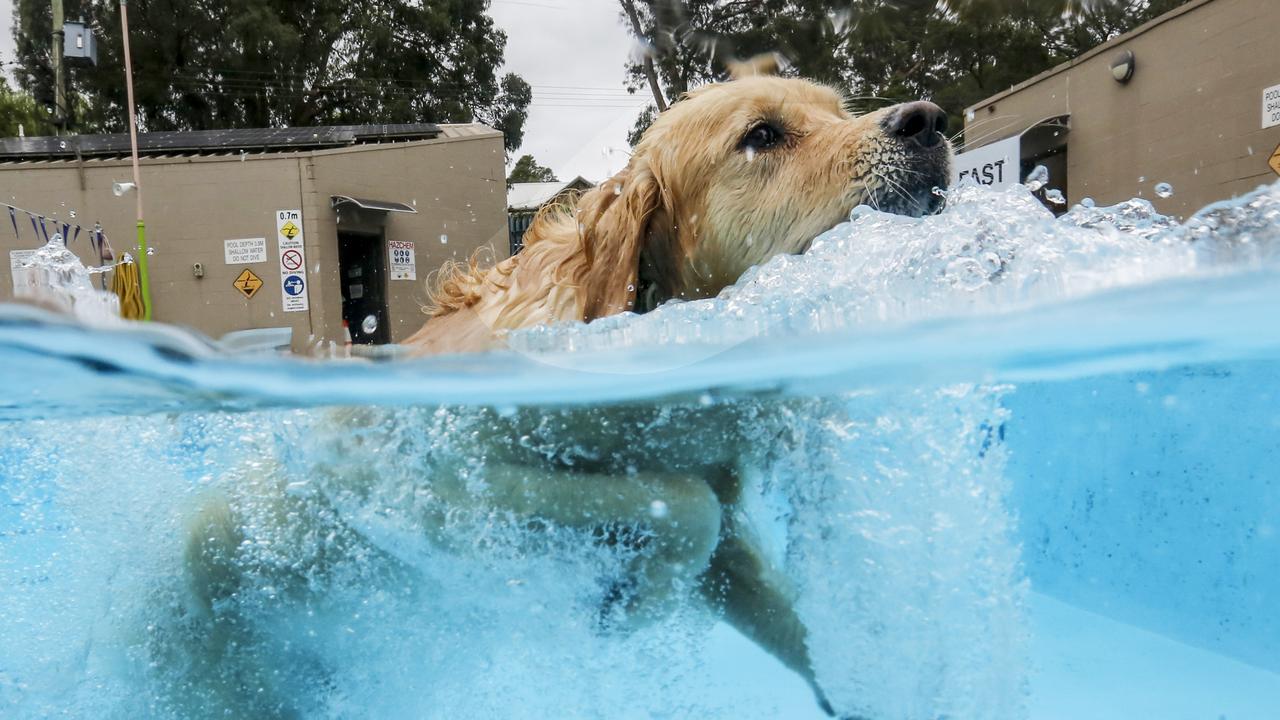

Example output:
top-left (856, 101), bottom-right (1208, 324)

top-left (507, 154), bottom-right (559, 185)
top-left (627, 105), bottom-right (658, 147)
top-left (12, 0), bottom-right (531, 152)
top-left (620, 0), bottom-right (1193, 142)
top-left (0, 79), bottom-right (56, 137)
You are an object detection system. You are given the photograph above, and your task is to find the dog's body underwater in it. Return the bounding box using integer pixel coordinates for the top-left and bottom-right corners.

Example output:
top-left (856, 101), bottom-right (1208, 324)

top-left (172, 74), bottom-right (952, 719)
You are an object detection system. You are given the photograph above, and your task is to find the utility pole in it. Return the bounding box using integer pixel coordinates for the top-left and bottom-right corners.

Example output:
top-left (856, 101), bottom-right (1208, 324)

top-left (51, 0), bottom-right (66, 132)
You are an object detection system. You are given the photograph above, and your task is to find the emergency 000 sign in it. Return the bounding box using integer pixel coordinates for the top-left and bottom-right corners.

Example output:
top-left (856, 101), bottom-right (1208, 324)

top-left (389, 240), bottom-right (416, 281)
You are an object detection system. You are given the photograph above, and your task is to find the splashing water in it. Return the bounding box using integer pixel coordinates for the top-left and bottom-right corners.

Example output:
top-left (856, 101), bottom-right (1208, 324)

top-left (11, 234), bottom-right (121, 324)
top-left (2, 181), bottom-right (1280, 719)
top-left (1025, 164), bottom-right (1050, 192)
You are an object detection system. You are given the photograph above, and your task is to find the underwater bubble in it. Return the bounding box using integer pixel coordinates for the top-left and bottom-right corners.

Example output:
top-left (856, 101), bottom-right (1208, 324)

top-left (648, 500), bottom-right (669, 519)
top-left (440, 234), bottom-right (448, 245)
top-left (1044, 189), bottom-right (1066, 206)
top-left (1025, 165), bottom-right (1050, 192)
top-left (1081, 197), bottom-right (1097, 208)
top-left (362, 315), bottom-right (379, 334)
top-left (1155, 182), bottom-right (1174, 199)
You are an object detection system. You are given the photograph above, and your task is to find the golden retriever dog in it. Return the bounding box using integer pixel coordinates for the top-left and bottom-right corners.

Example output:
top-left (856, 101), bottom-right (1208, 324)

top-left (404, 74), bottom-right (949, 355)
top-left (178, 74), bottom-right (950, 719)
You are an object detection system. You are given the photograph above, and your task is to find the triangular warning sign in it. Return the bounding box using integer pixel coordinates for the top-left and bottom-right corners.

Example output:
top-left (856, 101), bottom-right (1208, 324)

top-left (1270, 142), bottom-right (1280, 177)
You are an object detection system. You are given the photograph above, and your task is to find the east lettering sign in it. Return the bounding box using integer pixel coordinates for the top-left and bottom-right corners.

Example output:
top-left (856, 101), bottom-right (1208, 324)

top-left (952, 135), bottom-right (1021, 191)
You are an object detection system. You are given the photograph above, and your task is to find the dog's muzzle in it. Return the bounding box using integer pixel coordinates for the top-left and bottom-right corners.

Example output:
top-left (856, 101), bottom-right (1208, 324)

top-left (873, 101), bottom-right (953, 217)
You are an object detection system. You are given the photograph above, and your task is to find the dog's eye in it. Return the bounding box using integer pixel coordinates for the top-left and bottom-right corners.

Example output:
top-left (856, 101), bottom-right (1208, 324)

top-left (740, 123), bottom-right (784, 152)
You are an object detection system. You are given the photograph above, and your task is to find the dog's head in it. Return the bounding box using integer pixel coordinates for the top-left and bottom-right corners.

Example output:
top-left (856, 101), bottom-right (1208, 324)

top-left (575, 76), bottom-right (951, 318)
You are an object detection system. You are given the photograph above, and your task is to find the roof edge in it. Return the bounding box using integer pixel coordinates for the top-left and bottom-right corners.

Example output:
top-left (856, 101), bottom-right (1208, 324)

top-left (964, 0), bottom-right (1216, 114)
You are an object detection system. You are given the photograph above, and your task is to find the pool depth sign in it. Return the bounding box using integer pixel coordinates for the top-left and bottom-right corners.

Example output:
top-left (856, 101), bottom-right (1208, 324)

top-left (276, 210), bottom-right (309, 313)
top-left (1263, 83), bottom-right (1280, 130)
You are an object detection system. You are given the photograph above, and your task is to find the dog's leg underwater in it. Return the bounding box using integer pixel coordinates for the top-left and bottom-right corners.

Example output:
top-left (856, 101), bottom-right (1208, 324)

top-left (156, 492), bottom-right (304, 719)
top-left (698, 466), bottom-right (863, 719)
top-left (479, 462), bottom-right (724, 625)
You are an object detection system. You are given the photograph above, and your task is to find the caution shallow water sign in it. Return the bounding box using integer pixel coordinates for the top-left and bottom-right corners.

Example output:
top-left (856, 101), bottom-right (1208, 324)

top-left (276, 209), bottom-right (309, 313)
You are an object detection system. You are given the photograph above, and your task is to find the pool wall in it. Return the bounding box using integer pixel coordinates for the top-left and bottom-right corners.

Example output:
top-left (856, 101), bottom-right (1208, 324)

top-left (1005, 360), bottom-right (1280, 673)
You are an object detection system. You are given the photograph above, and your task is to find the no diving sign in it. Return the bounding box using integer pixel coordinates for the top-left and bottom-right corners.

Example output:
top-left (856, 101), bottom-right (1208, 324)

top-left (276, 209), bottom-right (309, 313)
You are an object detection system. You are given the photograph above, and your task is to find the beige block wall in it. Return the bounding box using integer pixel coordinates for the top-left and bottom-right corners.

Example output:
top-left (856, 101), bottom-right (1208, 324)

top-left (963, 0), bottom-right (1280, 219)
top-left (307, 133), bottom-right (508, 344)
top-left (0, 128), bottom-right (506, 349)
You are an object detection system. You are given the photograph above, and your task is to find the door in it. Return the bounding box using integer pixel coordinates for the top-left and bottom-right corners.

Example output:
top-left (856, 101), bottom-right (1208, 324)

top-left (337, 231), bottom-right (391, 345)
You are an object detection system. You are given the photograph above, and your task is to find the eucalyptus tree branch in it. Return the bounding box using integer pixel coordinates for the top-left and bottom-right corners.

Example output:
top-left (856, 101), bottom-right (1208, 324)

top-left (620, 0), bottom-right (668, 112)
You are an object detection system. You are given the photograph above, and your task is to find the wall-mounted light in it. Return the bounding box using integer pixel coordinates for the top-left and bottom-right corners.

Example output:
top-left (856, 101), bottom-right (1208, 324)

top-left (1111, 50), bottom-right (1136, 84)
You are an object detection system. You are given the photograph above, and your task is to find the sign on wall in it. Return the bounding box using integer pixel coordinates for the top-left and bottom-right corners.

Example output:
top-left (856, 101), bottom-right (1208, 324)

top-left (224, 237), bottom-right (267, 265)
top-left (276, 210), bottom-right (309, 313)
top-left (9, 249), bottom-right (37, 294)
top-left (233, 268), bottom-right (263, 299)
top-left (1263, 83), bottom-right (1280, 130)
top-left (389, 240), bottom-right (416, 281)
top-left (1270, 142), bottom-right (1280, 177)
top-left (952, 135), bottom-right (1021, 190)
top-left (9, 249), bottom-right (37, 270)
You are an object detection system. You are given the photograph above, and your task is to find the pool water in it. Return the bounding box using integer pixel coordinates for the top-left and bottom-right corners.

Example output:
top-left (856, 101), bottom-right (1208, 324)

top-left (2, 182), bottom-right (1278, 719)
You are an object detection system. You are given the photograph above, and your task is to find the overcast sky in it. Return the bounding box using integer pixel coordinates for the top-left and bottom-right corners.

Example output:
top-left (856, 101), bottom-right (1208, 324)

top-left (0, 0), bottom-right (644, 182)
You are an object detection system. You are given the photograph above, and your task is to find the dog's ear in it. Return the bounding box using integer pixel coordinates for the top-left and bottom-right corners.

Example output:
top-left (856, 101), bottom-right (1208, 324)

top-left (574, 161), bottom-right (664, 321)
top-left (727, 52), bottom-right (785, 80)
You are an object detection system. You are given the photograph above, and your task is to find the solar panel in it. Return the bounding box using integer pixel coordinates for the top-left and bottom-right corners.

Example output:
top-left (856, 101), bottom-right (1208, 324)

top-left (0, 124), bottom-right (442, 161)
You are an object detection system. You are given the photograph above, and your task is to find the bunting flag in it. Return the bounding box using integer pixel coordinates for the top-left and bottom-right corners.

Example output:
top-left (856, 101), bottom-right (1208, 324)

top-left (3, 203), bottom-right (97, 246)
top-left (3, 199), bottom-right (106, 248)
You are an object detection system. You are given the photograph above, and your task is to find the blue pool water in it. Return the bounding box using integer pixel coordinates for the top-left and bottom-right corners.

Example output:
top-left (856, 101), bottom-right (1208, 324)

top-left (2, 182), bottom-right (1279, 719)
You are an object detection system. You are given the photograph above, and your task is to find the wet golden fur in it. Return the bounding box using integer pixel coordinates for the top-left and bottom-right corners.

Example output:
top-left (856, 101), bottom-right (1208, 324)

top-left (405, 75), bottom-right (943, 356)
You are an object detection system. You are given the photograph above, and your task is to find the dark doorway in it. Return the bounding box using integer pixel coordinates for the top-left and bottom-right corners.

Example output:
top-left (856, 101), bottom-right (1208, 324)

top-left (1020, 117), bottom-right (1070, 216)
top-left (337, 231), bottom-right (390, 345)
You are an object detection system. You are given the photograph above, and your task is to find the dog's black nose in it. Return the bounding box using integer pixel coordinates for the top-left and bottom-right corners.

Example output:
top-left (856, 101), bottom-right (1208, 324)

top-left (885, 101), bottom-right (948, 148)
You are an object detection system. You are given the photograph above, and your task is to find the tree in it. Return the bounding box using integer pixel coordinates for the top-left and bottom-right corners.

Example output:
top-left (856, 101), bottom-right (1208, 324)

top-left (627, 105), bottom-right (658, 147)
top-left (507, 154), bottom-right (558, 185)
top-left (13, 0), bottom-right (532, 153)
top-left (618, 1), bottom-right (1194, 144)
top-left (0, 79), bottom-right (56, 137)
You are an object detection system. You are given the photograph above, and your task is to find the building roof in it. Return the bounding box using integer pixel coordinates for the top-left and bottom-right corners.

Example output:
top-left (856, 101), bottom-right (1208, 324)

top-left (507, 176), bottom-right (595, 211)
top-left (0, 123), bottom-right (446, 161)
